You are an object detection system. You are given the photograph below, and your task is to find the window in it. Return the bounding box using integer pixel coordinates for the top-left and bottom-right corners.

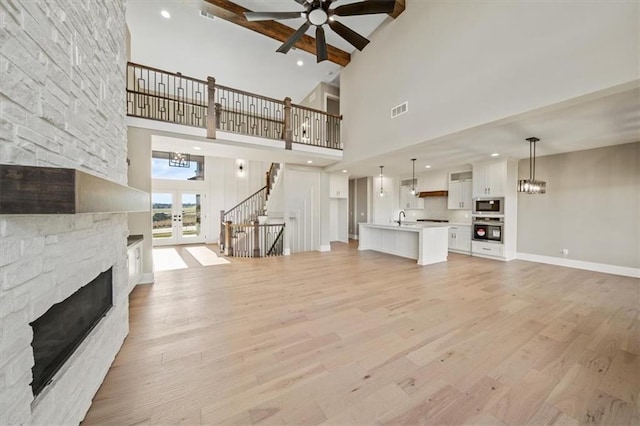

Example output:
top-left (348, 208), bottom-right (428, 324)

top-left (152, 151), bottom-right (204, 180)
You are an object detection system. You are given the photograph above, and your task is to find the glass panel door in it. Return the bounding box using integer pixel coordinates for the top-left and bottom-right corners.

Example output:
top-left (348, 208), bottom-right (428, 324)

top-left (178, 193), bottom-right (204, 244)
top-left (152, 192), bottom-right (177, 246)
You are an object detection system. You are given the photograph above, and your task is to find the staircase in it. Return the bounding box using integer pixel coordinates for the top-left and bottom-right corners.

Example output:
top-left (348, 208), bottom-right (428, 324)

top-left (220, 163), bottom-right (285, 257)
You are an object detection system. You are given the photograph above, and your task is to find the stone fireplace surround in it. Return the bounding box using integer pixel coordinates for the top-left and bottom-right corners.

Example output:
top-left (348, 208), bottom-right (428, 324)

top-left (0, 0), bottom-right (129, 423)
top-left (1, 214), bottom-right (130, 424)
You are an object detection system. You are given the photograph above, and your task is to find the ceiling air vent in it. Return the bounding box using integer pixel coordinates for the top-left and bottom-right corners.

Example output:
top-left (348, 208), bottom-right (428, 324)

top-left (391, 101), bottom-right (408, 119)
top-left (199, 10), bottom-right (216, 20)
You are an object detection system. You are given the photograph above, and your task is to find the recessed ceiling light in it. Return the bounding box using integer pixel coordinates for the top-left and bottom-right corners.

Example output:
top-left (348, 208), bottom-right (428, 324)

top-left (160, 10), bottom-right (171, 19)
top-left (425, 165), bottom-right (431, 169)
top-left (491, 153), bottom-right (500, 157)
top-left (193, 146), bottom-right (202, 150)
top-left (307, 160), bottom-right (313, 164)
top-left (296, 59), bottom-right (304, 67)
top-left (342, 169), bottom-right (347, 173)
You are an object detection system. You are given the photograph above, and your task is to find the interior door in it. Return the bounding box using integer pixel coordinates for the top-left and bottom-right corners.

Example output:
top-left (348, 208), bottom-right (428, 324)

top-left (152, 192), bottom-right (205, 246)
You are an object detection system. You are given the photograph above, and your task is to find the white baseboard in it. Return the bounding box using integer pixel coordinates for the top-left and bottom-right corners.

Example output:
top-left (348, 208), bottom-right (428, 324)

top-left (516, 252), bottom-right (640, 278)
top-left (319, 245), bottom-right (331, 252)
top-left (283, 248), bottom-right (291, 256)
top-left (138, 273), bottom-right (154, 285)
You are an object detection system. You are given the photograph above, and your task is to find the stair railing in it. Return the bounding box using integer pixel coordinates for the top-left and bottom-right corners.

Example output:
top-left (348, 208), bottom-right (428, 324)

top-left (225, 223), bottom-right (285, 258)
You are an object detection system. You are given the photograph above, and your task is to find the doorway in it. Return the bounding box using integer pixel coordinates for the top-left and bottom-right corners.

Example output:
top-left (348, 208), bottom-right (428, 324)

top-left (152, 191), bottom-right (205, 246)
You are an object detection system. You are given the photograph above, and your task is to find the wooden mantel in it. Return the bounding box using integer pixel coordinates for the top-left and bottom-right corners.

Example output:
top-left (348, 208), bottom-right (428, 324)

top-left (0, 164), bottom-right (150, 214)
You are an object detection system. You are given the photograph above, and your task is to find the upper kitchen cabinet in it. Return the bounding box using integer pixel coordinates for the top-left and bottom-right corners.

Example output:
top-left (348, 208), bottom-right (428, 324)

top-left (399, 184), bottom-right (424, 209)
top-left (417, 169), bottom-right (448, 192)
top-left (448, 171), bottom-right (472, 209)
top-left (329, 173), bottom-right (348, 198)
top-left (473, 161), bottom-right (507, 197)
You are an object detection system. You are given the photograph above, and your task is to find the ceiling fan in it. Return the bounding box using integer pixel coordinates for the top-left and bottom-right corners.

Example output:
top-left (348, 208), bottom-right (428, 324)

top-left (244, 0), bottom-right (396, 63)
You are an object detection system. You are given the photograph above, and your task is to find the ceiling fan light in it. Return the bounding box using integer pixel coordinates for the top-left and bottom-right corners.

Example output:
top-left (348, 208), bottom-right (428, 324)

top-left (308, 8), bottom-right (328, 25)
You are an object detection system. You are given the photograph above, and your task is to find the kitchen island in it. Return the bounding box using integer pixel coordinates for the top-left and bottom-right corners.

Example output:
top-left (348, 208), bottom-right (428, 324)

top-left (358, 223), bottom-right (449, 265)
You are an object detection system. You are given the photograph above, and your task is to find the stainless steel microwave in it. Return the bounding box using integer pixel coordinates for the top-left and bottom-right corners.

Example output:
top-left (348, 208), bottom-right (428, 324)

top-left (472, 197), bottom-right (504, 215)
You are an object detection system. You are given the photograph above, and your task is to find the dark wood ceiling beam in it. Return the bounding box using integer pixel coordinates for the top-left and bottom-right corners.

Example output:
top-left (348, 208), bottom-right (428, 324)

top-left (202, 0), bottom-right (351, 67)
top-left (388, 0), bottom-right (406, 19)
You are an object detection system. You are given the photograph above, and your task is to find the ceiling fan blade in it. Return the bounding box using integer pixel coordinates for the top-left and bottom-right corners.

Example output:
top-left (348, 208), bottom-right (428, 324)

top-left (244, 11), bottom-right (303, 22)
top-left (333, 0), bottom-right (396, 17)
top-left (294, 0), bottom-right (308, 4)
top-left (316, 26), bottom-right (328, 62)
top-left (277, 22), bottom-right (311, 54)
top-left (328, 19), bottom-right (370, 51)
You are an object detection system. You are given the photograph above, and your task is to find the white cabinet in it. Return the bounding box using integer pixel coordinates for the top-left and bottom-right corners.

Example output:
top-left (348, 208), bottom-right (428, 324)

top-left (473, 161), bottom-right (506, 197)
top-left (330, 173), bottom-right (348, 198)
top-left (472, 240), bottom-right (504, 257)
top-left (127, 240), bottom-right (143, 292)
top-left (448, 225), bottom-right (471, 253)
top-left (399, 185), bottom-right (424, 209)
top-left (417, 169), bottom-right (448, 192)
top-left (448, 171), bottom-right (472, 210)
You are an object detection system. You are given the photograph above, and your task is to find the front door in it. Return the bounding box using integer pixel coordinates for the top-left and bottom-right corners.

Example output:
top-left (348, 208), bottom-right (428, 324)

top-left (152, 192), bottom-right (205, 246)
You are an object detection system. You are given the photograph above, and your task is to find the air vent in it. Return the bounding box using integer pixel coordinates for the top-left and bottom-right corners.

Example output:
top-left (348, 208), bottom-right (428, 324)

top-left (199, 10), bottom-right (215, 20)
top-left (391, 101), bottom-right (408, 119)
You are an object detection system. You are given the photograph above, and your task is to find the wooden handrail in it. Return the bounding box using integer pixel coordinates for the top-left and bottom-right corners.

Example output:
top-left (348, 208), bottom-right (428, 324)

top-left (215, 84), bottom-right (286, 105)
top-left (127, 61), bottom-right (207, 84)
top-left (290, 103), bottom-right (343, 120)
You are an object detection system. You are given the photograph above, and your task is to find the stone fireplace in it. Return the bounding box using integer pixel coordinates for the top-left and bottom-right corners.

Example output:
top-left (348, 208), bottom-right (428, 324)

top-left (30, 267), bottom-right (113, 398)
top-left (0, 0), bottom-right (130, 424)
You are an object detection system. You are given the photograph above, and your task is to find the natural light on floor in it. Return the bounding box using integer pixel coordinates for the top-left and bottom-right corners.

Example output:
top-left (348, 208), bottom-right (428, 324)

top-left (185, 246), bottom-right (230, 266)
top-left (153, 246), bottom-right (230, 271)
top-left (152, 248), bottom-right (188, 272)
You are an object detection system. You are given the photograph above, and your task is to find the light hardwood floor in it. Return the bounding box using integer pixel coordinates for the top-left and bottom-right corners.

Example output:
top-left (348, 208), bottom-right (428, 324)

top-left (82, 242), bottom-right (640, 425)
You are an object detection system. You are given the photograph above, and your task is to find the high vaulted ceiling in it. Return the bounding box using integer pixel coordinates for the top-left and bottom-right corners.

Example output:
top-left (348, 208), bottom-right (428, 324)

top-left (126, 0), bottom-right (391, 102)
top-left (127, 1), bottom-right (639, 175)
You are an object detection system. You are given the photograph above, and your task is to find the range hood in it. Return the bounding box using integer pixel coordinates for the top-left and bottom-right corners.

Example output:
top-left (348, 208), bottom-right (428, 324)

top-left (418, 190), bottom-right (448, 198)
top-left (0, 164), bottom-right (149, 214)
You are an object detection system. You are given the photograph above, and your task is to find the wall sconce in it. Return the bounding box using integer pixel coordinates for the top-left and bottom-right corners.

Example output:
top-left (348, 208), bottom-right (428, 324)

top-left (238, 162), bottom-right (244, 173)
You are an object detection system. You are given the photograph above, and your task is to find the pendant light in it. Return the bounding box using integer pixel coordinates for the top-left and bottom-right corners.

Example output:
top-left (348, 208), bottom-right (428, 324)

top-left (518, 137), bottom-right (546, 194)
top-left (410, 158), bottom-right (417, 196)
top-left (378, 165), bottom-right (385, 198)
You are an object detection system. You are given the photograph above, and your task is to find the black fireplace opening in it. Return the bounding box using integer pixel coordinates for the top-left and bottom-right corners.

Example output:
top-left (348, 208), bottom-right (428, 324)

top-left (30, 268), bottom-right (113, 397)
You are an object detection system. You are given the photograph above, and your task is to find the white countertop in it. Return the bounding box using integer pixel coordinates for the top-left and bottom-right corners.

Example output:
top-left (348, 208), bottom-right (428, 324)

top-left (360, 223), bottom-right (449, 232)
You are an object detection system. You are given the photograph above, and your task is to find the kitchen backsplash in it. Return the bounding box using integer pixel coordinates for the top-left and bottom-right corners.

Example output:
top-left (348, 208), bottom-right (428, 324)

top-left (404, 197), bottom-right (472, 224)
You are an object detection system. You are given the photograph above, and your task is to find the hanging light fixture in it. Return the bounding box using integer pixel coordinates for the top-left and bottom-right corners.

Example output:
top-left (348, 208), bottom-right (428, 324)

top-left (169, 152), bottom-right (190, 168)
top-left (518, 137), bottom-right (546, 194)
top-left (410, 158), bottom-right (417, 196)
top-left (378, 165), bottom-right (385, 198)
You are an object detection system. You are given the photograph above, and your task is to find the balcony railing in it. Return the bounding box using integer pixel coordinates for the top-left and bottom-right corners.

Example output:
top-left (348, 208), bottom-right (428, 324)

top-left (126, 62), bottom-right (342, 150)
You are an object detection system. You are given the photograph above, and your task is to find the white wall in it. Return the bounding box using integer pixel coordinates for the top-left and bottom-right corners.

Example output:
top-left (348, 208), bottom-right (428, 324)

top-left (269, 166), bottom-right (329, 253)
top-left (127, 127), bottom-right (154, 276)
top-left (0, 0), bottom-right (129, 424)
top-left (372, 176), bottom-right (397, 224)
top-left (341, 0), bottom-right (639, 163)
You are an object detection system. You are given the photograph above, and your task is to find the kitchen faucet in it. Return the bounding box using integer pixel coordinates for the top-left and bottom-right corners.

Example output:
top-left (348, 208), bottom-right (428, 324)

top-left (398, 210), bottom-right (405, 226)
